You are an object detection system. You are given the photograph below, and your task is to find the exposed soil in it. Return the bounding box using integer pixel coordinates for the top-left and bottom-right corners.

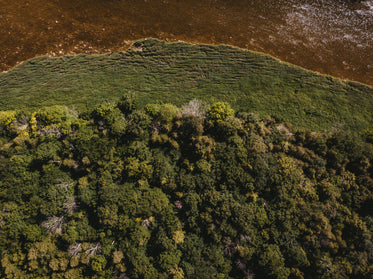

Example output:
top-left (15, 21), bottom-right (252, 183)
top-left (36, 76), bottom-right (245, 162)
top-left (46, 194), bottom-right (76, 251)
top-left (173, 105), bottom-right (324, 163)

top-left (1, 0), bottom-right (372, 86)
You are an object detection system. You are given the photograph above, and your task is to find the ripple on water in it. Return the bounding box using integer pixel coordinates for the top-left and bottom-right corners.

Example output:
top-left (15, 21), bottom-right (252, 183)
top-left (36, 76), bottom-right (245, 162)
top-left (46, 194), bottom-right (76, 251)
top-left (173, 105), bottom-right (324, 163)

top-left (281, 0), bottom-right (373, 49)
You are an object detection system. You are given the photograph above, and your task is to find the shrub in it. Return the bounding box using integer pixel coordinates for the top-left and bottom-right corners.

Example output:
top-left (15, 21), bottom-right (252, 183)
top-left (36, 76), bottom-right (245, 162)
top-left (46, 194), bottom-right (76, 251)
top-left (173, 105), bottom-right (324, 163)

top-left (158, 104), bottom-right (179, 123)
top-left (117, 92), bottom-right (137, 115)
top-left (362, 129), bottom-right (373, 144)
top-left (36, 105), bottom-right (76, 125)
top-left (0, 110), bottom-right (16, 131)
top-left (91, 255), bottom-right (107, 272)
top-left (207, 102), bottom-right (234, 121)
top-left (145, 103), bottom-right (179, 123)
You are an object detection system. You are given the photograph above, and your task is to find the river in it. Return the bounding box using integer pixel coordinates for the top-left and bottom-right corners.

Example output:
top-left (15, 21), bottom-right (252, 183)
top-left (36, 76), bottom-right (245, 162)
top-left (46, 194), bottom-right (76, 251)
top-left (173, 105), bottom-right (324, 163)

top-left (0, 0), bottom-right (372, 85)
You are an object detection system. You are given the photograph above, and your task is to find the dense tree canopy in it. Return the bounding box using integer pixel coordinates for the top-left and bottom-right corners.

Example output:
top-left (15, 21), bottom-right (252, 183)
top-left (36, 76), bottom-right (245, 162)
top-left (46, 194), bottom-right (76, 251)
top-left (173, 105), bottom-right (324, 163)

top-left (0, 96), bottom-right (372, 278)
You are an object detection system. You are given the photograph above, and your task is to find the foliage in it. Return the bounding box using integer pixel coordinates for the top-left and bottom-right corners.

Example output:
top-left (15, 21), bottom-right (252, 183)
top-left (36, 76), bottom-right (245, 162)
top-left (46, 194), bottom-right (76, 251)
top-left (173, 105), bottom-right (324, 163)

top-left (117, 92), bottom-right (138, 115)
top-left (0, 100), bottom-right (372, 278)
top-left (207, 102), bottom-right (235, 122)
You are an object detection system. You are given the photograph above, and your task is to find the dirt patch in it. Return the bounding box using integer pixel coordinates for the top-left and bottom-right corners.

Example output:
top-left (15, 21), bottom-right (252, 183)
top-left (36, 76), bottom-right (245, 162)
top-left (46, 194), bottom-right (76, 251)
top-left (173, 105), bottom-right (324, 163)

top-left (0, 0), bottom-right (372, 86)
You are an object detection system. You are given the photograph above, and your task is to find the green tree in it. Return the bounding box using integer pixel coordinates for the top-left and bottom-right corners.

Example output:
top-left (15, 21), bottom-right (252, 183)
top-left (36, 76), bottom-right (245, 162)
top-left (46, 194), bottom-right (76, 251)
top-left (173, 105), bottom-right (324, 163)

top-left (207, 102), bottom-right (234, 121)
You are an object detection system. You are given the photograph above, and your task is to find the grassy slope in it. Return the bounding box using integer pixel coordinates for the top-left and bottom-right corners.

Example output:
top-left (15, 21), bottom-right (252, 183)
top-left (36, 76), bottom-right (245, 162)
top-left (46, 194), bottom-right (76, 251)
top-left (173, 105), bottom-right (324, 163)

top-left (0, 39), bottom-right (372, 131)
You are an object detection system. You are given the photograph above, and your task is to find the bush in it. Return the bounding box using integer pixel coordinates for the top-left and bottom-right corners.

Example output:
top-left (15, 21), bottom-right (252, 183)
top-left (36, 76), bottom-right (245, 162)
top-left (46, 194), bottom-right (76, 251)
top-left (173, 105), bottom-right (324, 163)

top-left (0, 110), bottom-right (16, 131)
top-left (158, 104), bottom-right (179, 123)
top-left (91, 255), bottom-right (107, 272)
top-left (144, 103), bottom-right (161, 118)
top-left (207, 102), bottom-right (234, 121)
top-left (145, 103), bottom-right (179, 123)
top-left (362, 129), bottom-right (373, 144)
top-left (36, 105), bottom-right (76, 125)
top-left (117, 92), bottom-right (137, 115)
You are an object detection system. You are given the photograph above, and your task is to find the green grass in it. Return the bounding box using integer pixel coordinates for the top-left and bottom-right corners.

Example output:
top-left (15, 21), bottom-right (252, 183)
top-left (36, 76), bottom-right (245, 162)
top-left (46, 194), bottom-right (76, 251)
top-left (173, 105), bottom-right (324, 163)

top-left (0, 39), bottom-right (372, 132)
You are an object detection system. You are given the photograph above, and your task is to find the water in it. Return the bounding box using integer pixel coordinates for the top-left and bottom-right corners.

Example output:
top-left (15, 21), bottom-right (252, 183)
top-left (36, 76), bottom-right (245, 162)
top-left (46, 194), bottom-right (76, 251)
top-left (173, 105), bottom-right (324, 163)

top-left (0, 0), bottom-right (372, 85)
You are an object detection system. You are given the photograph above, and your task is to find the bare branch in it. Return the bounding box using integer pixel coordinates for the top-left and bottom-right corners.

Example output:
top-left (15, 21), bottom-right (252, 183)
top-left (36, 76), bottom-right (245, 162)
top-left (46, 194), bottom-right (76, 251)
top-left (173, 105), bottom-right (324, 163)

top-left (181, 99), bottom-right (208, 118)
top-left (41, 216), bottom-right (64, 235)
top-left (55, 179), bottom-right (74, 190)
top-left (63, 196), bottom-right (78, 215)
top-left (68, 242), bottom-right (82, 257)
top-left (85, 243), bottom-right (101, 258)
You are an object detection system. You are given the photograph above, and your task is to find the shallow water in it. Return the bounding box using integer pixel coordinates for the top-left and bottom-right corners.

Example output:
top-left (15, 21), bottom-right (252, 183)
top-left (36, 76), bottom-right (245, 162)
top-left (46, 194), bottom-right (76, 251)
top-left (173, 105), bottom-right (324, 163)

top-left (0, 0), bottom-right (372, 85)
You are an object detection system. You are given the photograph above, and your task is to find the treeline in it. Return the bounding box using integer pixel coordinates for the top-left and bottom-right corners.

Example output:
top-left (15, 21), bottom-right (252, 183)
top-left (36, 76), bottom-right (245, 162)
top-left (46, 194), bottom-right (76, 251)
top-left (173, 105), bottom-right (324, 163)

top-left (0, 96), bottom-right (372, 278)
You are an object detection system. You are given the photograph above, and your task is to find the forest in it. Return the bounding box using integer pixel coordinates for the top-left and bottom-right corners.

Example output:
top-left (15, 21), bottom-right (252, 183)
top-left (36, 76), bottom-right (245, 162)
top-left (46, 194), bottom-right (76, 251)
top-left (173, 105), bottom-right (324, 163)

top-left (0, 95), bottom-right (372, 278)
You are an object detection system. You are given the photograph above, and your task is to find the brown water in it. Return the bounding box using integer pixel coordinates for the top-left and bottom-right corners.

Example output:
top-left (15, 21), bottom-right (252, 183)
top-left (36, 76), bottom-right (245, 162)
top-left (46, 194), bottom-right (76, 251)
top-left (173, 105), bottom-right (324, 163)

top-left (0, 0), bottom-right (372, 85)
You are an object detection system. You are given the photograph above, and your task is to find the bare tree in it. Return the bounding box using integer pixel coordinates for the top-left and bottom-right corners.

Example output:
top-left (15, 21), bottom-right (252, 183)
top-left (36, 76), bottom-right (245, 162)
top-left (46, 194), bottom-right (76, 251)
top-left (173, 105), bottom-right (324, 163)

top-left (236, 259), bottom-right (255, 279)
top-left (63, 196), bottom-right (78, 215)
top-left (12, 115), bottom-right (29, 133)
top-left (142, 218), bottom-right (151, 228)
top-left (86, 242), bottom-right (101, 258)
top-left (174, 200), bottom-right (183, 210)
top-left (41, 216), bottom-right (64, 235)
top-left (38, 127), bottom-right (63, 138)
top-left (55, 179), bottom-right (74, 191)
top-left (181, 99), bottom-right (208, 118)
top-left (69, 242), bottom-right (82, 257)
top-left (240, 234), bottom-right (250, 243)
top-left (224, 237), bottom-right (234, 257)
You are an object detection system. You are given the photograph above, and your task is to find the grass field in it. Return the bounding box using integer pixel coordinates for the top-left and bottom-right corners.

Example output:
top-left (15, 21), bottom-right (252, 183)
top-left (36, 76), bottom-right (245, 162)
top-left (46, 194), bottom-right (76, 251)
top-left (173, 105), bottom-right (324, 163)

top-left (0, 39), bottom-right (372, 132)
